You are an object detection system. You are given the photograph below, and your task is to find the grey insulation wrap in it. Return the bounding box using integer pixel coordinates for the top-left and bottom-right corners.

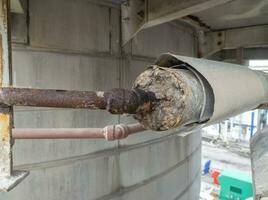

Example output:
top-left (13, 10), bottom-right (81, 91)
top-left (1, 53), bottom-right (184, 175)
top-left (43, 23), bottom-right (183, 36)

top-left (156, 53), bottom-right (268, 125)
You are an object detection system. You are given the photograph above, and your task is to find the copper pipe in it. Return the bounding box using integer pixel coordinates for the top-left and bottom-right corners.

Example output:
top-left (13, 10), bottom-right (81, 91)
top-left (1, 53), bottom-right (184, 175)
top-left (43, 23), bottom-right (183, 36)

top-left (12, 123), bottom-right (146, 141)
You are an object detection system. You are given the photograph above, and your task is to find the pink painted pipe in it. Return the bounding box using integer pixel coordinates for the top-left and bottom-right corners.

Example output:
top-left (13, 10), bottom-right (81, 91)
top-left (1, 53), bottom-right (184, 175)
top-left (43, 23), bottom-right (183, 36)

top-left (12, 123), bottom-right (146, 141)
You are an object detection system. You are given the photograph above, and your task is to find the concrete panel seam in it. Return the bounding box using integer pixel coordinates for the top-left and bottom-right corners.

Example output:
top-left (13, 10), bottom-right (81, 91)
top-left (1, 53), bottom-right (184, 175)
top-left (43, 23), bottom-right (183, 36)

top-left (130, 55), bottom-right (156, 63)
top-left (92, 145), bottom-right (201, 200)
top-left (12, 44), bottom-right (120, 59)
top-left (173, 169), bottom-right (200, 200)
top-left (12, 45), bottom-right (158, 63)
top-left (85, 0), bottom-right (121, 9)
top-left (11, 46), bottom-right (170, 67)
top-left (14, 134), bottom-right (200, 171)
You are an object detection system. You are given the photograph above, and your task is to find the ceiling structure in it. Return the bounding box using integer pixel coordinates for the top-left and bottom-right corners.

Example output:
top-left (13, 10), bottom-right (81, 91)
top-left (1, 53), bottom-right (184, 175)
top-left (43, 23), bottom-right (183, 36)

top-left (121, 0), bottom-right (268, 58)
top-left (193, 0), bottom-right (268, 30)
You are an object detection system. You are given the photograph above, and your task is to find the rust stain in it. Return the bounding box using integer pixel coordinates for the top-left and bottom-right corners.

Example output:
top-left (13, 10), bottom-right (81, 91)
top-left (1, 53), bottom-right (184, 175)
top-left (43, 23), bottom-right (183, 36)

top-left (0, 87), bottom-right (157, 115)
top-left (0, 35), bottom-right (3, 86)
top-left (133, 65), bottom-right (187, 130)
top-left (0, 113), bottom-right (10, 142)
top-left (131, 64), bottom-right (207, 131)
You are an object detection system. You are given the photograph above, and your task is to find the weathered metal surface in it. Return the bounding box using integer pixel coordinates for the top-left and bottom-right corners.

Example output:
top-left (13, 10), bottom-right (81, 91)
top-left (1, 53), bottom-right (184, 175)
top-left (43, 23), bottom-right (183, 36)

top-left (104, 88), bottom-right (157, 114)
top-left (0, 0), bottom-right (28, 192)
top-left (154, 58), bottom-right (214, 123)
top-left (0, 67), bottom-right (206, 132)
top-left (133, 65), bottom-right (205, 131)
top-left (250, 126), bottom-right (268, 199)
top-left (155, 53), bottom-right (268, 125)
top-left (1, 53), bottom-right (267, 134)
top-left (0, 87), bottom-right (157, 115)
top-left (121, 0), bottom-right (145, 45)
top-left (12, 123), bottom-right (145, 141)
top-left (200, 25), bottom-right (268, 58)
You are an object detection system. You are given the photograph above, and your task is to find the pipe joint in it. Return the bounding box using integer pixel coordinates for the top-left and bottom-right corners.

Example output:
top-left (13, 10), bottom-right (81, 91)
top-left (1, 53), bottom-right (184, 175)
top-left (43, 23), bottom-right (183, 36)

top-left (103, 124), bottom-right (130, 141)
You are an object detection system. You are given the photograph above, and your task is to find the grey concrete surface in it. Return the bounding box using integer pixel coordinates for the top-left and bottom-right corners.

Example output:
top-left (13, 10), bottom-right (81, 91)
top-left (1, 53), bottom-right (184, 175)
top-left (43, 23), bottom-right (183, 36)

top-left (1, 0), bottom-right (202, 199)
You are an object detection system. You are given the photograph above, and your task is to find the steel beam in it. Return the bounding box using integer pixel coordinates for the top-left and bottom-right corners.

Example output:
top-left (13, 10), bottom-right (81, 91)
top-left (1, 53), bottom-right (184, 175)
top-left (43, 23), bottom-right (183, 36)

top-left (0, 0), bottom-right (28, 192)
top-left (225, 48), bottom-right (268, 60)
top-left (200, 25), bottom-right (268, 58)
top-left (122, 0), bottom-right (232, 44)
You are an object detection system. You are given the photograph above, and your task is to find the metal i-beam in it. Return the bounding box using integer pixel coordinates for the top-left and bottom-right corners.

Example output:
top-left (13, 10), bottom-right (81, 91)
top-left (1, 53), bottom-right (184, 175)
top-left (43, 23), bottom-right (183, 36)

top-left (0, 0), bottom-right (28, 192)
top-left (122, 0), bottom-right (232, 44)
top-left (200, 25), bottom-right (268, 58)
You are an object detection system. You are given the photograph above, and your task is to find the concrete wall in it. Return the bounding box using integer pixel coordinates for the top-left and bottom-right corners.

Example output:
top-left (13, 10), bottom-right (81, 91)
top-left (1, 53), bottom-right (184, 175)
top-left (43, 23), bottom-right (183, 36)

top-left (1, 0), bottom-right (201, 199)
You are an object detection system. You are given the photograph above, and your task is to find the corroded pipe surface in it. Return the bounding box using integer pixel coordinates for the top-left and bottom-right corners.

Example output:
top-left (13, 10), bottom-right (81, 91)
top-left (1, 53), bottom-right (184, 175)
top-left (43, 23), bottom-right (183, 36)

top-left (12, 123), bottom-right (146, 141)
top-left (133, 65), bottom-right (205, 131)
top-left (0, 66), bottom-right (206, 132)
top-left (0, 87), bottom-right (157, 115)
top-left (0, 64), bottom-right (210, 132)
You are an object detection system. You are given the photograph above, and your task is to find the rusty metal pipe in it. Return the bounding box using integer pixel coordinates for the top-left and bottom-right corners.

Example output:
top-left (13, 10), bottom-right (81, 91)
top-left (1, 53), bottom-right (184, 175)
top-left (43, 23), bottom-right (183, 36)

top-left (0, 87), bottom-right (157, 114)
top-left (6, 54), bottom-right (268, 133)
top-left (12, 123), bottom-right (146, 141)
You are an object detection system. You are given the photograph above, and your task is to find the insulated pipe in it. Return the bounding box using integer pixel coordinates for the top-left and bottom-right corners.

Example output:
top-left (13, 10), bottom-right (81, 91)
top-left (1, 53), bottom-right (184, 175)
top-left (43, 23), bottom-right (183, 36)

top-left (12, 123), bottom-right (146, 141)
top-left (1, 53), bottom-right (268, 133)
top-left (154, 53), bottom-right (268, 125)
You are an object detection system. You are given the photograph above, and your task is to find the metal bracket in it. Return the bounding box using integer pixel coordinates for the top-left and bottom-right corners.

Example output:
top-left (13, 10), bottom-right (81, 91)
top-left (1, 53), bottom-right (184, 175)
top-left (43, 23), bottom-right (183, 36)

top-left (121, 0), bottom-right (232, 45)
top-left (198, 25), bottom-right (268, 58)
top-left (121, 0), bottom-right (146, 45)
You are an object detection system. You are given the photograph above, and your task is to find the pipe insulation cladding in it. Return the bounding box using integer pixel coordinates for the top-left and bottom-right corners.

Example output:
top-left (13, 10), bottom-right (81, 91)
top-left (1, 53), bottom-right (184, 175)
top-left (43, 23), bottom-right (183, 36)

top-left (0, 53), bottom-right (267, 133)
top-left (131, 53), bottom-right (268, 131)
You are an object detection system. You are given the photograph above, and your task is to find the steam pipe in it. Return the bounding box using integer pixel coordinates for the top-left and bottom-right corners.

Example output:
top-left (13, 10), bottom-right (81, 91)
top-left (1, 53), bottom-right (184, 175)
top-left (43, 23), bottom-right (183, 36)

top-left (12, 123), bottom-right (146, 141)
top-left (155, 53), bottom-right (268, 125)
top-left (1, 53), bottom-right (268, 133)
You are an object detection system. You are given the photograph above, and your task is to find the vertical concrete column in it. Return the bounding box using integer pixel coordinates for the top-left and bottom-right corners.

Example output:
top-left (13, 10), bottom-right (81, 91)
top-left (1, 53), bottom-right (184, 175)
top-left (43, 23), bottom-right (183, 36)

top-left (0, 0), bottom-right (13, 179)
top-left (0, 0), bottom-right (28, 192)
